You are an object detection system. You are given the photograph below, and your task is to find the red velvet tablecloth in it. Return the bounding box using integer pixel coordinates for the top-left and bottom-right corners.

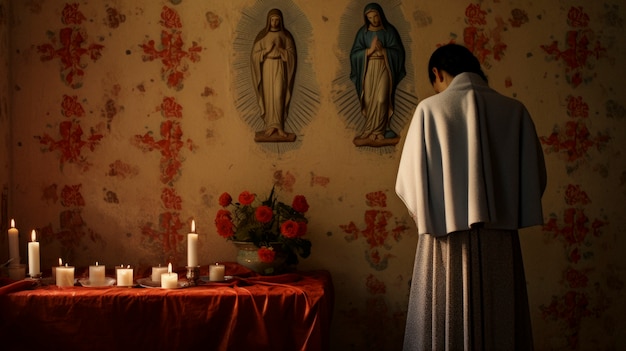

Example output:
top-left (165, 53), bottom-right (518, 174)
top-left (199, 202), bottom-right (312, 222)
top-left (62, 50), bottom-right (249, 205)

top-left (0, 263), bottom-right (333, 351)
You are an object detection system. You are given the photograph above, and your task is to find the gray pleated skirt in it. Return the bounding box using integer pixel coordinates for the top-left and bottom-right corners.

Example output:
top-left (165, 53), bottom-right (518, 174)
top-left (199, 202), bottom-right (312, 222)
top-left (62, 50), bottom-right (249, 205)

top-left (403, 228), bottom-right (533, 350)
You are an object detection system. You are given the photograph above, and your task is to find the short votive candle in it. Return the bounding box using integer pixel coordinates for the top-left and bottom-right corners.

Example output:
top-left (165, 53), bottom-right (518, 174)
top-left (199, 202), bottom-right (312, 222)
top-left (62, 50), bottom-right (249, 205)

top-left (161, 263), bottom-right (178, 289)
top-left (89, 262), bottom-right (106, 286)
top-left (209, 263), bottom-right (225, 281)
top-left (151, 265), bottom-right (168, 282)
top-left (56, 264), bottom-right (75, 287)
top-left (116, 266), bottom-right (134, 287)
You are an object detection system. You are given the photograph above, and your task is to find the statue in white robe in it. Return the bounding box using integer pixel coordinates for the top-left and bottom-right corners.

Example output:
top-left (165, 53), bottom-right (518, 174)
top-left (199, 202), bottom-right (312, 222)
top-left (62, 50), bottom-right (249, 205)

top-left (250, 9), bottom-right (297, 142)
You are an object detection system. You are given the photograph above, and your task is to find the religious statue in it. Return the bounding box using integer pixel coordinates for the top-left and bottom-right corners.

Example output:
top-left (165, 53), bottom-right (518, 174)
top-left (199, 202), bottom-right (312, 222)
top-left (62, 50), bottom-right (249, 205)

top-left (250, 8), bottom-right (297, 142)
top-left (350, 3), bottom-right (406, 147)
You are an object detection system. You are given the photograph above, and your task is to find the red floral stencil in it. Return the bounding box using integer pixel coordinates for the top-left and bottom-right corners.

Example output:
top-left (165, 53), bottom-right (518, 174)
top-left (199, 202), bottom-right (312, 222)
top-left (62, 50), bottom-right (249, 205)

top-left (38, 184), bottom-right (104, 257)
top-left (61, 95), bottom-right (85, 118)
top-left (340, 191), bottom-right (409, 270)
top-left (106, 160), bottom-right (139, 179)
top-left (273, 170), bottom-right (296, 192)
top-left (132, 97), bottom-right (195, 185)
top-left (540, 184), bottom-right (609, 349)
top-left (37, 3), bottom-right (104, 89)
top-left (37, 95), bottom-right (103, 171)
top-left (541, 6), bottom-right (608, 88)
top-left (543, 184), bottom-right (606, 262)
top-left (133, 96), bottom-right (195, 258)
top-left (540, 95), bottom-right (609, 171)
top-left (36, 116), bottom-right (104, 172)
top-left (365, 274), bottom-right (386, 295)
top-left (461, 3), bottom-right (515, 64)
top-left (140, 6), bottom-right (202, 90)
top-left (141, 187), bottom-right (185, 254)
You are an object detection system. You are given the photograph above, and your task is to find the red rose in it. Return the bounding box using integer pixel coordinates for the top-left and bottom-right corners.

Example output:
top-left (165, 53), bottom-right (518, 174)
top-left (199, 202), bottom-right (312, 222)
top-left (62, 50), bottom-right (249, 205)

top-left (215, 209), bottom-right (231, 222)
top-left (292, 195), bottom-right (309, 213)
top-left (218, 192), bottom-right (232, 207)
top-left (214, 209), bottom-right (234, 238)
top-left (238, 191), bottom-right (255, 205)
top-left (280, 220), bottom-right (300, 239)
top-left (255, 205), bottom-right (273, 223)
top-left (258, 246), bottom-right (276, 263)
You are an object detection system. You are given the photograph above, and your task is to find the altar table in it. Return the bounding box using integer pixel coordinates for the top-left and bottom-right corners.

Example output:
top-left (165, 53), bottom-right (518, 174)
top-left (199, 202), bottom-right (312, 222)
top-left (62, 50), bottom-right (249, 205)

top-left (0, 263), bottom-right (333, 351)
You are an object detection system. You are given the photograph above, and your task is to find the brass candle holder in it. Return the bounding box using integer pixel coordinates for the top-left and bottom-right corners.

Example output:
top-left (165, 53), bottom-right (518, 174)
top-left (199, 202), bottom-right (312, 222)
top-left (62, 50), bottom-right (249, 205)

top-left (27, 272), bottom-right (43, 287)
top-left (185, 265), bottom-right (200, 286)
top-left (28, 272), bottom-right (42, 280)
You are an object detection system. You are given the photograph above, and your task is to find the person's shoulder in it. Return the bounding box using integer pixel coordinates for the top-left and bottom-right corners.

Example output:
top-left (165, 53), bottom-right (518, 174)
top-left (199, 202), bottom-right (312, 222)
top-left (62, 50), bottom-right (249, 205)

top-left (416, 92), bottom-right (442, 106)
top-left (414, 91), bottom-right (454, 116)
top-left (482, 87), bottom-right (527, 107)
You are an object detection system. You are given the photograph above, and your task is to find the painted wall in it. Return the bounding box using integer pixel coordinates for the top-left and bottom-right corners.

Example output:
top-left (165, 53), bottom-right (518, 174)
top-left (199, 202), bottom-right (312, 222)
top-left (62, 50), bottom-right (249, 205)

top-left (0, 0), bottom-right (9, 240)
top-left (1, 1), bottom-right (625, 350)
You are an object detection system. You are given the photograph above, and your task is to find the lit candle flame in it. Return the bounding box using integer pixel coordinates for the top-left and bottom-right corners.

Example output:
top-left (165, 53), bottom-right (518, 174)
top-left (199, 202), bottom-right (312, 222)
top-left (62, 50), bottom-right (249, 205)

top-left (96, 262), bottom-right (99, 266)
top-left (59, 258), bottom-right (63, 266)
top-left (31, 230), bottom-right (36, 242)
top-left (191, 220), bottom-right (196, 233)
top-left (10, 219), bottom-right (15, 228)
top-left (168, 262), bottom-right (172, 274)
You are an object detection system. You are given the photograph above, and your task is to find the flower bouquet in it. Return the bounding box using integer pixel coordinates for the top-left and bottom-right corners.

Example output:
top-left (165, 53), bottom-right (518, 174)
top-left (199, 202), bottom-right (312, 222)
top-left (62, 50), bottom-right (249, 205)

top-left (214, 186), bottom-right (312, 266)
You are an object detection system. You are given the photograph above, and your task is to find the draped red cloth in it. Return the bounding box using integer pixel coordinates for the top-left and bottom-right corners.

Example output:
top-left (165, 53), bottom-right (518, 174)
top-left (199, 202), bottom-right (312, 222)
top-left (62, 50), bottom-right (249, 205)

top-left (0, 263), bottom-right (333, 351)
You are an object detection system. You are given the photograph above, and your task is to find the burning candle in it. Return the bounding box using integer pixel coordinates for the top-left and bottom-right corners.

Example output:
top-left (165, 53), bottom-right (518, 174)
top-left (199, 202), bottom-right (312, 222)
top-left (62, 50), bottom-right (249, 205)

top-left (209, 263), bottom-right (225, 281)
top-left (161, 262), bottom-right (178, 289)
top-left (151, 264), bottom-right (168, 282)
top-left (7, 219), bottom-right (20, 265)
top-left (89, 262), bottom-right (106, 286)
top-left (27, 230), bottom-right (40, 277)
top-left (116, 265), bottom-right (133, 287)
top-left (187, 220), bottom-right (198, 267)
top-left (56, 263), bottom-right (75, 287)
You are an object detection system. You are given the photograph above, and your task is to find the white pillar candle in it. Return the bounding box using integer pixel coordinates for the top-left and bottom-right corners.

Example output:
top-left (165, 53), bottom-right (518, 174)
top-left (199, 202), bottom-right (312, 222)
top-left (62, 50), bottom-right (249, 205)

top-left (151, 265), bottom-right (168, 282)
top-left (187, 220), bottom-right (198, 267)
top-left (89, 262), bottom-right (106, 285)
top-left (116, 265), bottom-right (133, 287)
top-left (56, 264), bottom-right (75, 287)
top-left (209, 263), bottom-right (225, 281)
top-left (7, 219), bottom-right (20, 265)
top-left (161, 263), bottom-right (178, 289)
top-left (27, 230), bottom-right (40, 277)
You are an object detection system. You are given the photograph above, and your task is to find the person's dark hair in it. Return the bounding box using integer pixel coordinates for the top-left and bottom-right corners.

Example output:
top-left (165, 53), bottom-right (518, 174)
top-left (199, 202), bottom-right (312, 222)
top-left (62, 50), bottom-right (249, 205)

top-left (428, 43), bottom-right (488, 84)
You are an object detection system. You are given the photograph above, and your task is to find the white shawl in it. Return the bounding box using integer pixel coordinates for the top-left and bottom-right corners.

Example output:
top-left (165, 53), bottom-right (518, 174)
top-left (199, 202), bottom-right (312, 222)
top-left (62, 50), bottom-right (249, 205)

top-left (396, 73), bottom-right (546, 237)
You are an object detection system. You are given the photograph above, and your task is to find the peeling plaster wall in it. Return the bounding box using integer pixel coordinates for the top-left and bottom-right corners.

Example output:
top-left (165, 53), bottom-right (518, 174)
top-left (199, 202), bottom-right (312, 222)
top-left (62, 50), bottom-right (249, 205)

top-left (3, 1), bottom-right (626, 350)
